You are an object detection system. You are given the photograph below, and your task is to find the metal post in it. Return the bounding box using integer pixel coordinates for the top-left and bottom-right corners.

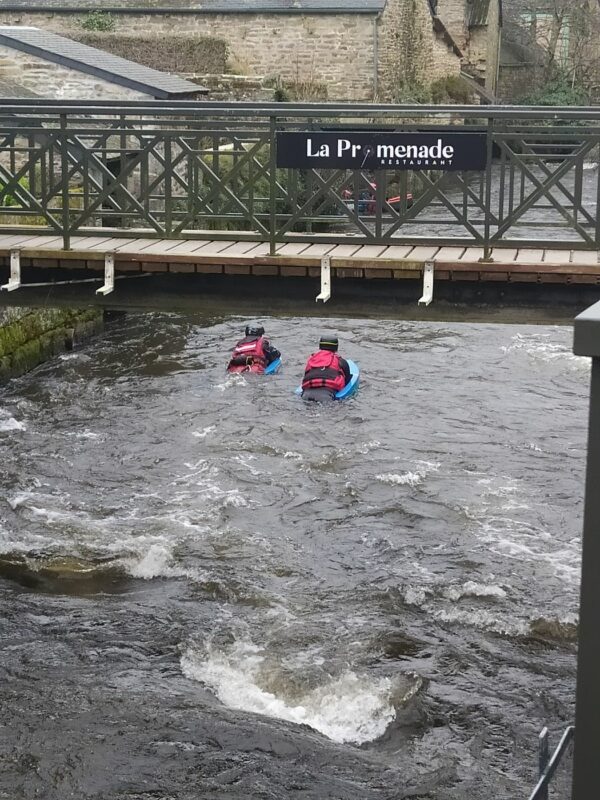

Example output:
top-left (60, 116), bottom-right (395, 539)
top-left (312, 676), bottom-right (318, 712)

top-left (418, 260), bottom-right (434, 306)
top-left (316, 254), bottom-right (331, 302)
top-left (1, 250), bottom-right (21, 292)
top-left (59, 113), bottom-right (70, 251)
top-left (572, 300), bottom-right (600, 800)
top-left (538, 727), bottom-right (549, 800)
top-left (96, 253), bottom-right (115, 296)
top-left (482, 115), bottom-right (494, 261)
top-left (269, 115), bottom-right (277, 256)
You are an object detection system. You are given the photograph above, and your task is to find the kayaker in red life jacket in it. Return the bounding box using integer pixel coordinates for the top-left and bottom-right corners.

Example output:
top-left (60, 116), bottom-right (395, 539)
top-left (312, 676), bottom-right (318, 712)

top-left (227, 325), bottom-right (281, 374)
top-left (301, 336), bottom-right (351, 402)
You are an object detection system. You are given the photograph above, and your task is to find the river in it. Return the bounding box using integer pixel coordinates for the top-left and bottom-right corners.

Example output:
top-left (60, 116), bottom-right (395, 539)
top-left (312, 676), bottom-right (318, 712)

top-left (0, 310), bottom-right (587, 799)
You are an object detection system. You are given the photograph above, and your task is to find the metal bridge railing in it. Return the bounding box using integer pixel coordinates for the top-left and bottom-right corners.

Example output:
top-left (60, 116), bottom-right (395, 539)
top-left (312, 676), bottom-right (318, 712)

top-left (0, 100), bottom-right (599, 253)
top-left (528, 726), bottom-right (575, 800)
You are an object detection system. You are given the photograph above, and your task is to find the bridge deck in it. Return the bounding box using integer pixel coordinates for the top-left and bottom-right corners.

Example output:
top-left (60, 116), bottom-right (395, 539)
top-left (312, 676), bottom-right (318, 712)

top-left (1, 233), bottom-right (599, 285)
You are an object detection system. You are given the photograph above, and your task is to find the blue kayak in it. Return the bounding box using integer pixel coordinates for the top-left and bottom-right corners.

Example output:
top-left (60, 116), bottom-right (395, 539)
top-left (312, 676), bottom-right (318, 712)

top-left (295, 359), bottom-right (360, 400)
top-left (336, 359), bottom-right (360, 399)
top-left (264, 357), bottom-right (282, 375)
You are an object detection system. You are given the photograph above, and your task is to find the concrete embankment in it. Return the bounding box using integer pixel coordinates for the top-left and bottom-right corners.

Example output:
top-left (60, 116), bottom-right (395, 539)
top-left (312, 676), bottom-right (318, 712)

top-left (0, 307), bottom-right (104, 381)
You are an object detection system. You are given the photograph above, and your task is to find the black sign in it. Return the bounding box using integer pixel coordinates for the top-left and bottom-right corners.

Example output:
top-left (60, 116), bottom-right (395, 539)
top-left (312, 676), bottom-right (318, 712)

top-left (276, 131), bottom-right (487, 171)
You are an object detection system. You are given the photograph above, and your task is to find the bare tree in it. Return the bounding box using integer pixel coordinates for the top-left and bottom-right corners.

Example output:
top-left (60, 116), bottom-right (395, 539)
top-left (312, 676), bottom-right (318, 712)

top-left (504, 0), bottom-right (600, 96)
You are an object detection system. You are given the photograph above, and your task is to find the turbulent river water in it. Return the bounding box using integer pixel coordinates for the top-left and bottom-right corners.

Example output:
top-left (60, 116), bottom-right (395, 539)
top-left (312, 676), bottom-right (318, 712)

top-left (0, 310), bottom-right (588, 799)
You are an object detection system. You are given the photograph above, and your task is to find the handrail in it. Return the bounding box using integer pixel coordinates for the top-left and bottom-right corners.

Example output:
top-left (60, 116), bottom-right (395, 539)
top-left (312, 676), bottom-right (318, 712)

top-left (528, 726), bottom-right (575, 800)
top-left (2, 99), bottom-right (600, 119)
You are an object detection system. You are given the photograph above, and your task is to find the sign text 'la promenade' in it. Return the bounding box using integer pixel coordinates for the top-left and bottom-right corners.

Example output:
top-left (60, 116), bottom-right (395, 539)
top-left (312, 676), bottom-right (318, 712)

top-left (276, 131), bottom-right (487, 171)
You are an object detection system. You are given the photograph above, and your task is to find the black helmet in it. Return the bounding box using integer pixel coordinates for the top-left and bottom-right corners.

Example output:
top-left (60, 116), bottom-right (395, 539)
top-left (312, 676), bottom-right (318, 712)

top-left (245, 324), bottom-right (265, 337)
top-left (319, 335), bottom-right (338, 352)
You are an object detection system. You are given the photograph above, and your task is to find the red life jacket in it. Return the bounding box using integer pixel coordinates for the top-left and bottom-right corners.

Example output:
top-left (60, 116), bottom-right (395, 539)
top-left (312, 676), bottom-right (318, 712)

top-left (228, 336), bottom-right (267, 373)
top-left (302, 350), bottom-right (345, 393)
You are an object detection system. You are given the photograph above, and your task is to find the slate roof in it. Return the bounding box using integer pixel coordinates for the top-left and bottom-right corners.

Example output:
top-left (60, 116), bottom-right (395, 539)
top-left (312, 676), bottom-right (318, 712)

top-left (0, 1), bottom-right (386, 12)
top-left (0, 26), bottom-right (207, 97)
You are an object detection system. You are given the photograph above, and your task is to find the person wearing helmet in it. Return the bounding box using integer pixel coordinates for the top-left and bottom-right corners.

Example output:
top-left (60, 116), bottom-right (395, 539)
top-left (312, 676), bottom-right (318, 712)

top-left (301, 336), bottom-right (351, 402)
top-left (227, 324), bottom-right (281, 374)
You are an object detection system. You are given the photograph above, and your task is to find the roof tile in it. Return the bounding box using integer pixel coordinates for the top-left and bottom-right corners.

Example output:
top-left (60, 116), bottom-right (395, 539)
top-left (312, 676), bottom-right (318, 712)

top-left (0, 26), bottom-right (207, 97)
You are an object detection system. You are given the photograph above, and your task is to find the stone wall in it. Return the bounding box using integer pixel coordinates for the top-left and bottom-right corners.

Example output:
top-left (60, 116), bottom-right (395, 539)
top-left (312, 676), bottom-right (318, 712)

top-left (497, 62), bottom-right (543, 101)
top-left (0, 43), bottom-right (149, 100)
top-left (436, 0), bottom-right (467, 50)
top-left (0, 10), bottom-right (377, 101)
top-left (378, 0), bottom-right (462, 101)
top-left (0, 3), bottom-right (468, 102)
top-left (468, 3), bottom-right (501, 93)
top-left (0, 306), bottom-right (104, 381)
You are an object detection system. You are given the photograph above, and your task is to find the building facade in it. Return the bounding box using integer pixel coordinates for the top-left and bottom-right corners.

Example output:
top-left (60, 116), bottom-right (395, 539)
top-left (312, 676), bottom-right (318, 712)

top-left (0, 1), bottom-right (502, 102)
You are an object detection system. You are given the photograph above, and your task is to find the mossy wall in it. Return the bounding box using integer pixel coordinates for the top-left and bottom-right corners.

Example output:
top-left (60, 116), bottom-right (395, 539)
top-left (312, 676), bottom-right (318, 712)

top-left (0, 307), bottom-right (104, 382)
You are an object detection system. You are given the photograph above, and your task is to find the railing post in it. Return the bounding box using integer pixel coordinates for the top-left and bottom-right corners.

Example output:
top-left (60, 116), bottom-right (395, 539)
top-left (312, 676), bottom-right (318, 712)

top-left (59, 113), bottom-right (70, 251)
top-left (572, 301), bottom-right (600, 800)
top-left (482, 114), bottom-right (494, 261)
top-left (269, 114), bottom-right (277, 256)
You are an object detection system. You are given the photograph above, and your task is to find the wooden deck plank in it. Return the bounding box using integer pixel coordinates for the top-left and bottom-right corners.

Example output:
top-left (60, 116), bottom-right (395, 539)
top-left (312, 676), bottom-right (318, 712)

top-left (67, 236), bottom-right (129, 252)
top-left (328, 244), bottom-right (363, 258)
top-left (490, 248), bottom-right (518, 262)
top-left (378, 245), bottom-right (414, 260)
top-left (244, 242), bottom-right (271, 257)
top-left (112, 238), bottom-right (168, 254)
top-left (0, 233), bottom-right (59, 250)
top-left (191, 240), bottom-right (240, 257)
top-left (405, 245), bottom-right (440, 261)
top-left (543, 249), bottom-right (572, 264)
top-left (88, 238), bottom-right (139, 253)
top-left (460, 247), bottom-right (485, 262)
top-left (133, 238), bottom-right (189, 255)
top-left (275, 243), bottom-right (312, 256)
top-left (348, 245), bottom-right (388, 260)
top-left (19, 236), bottom-right (65, 250)
top-left (515, 248), bottom-right (545, 264)
top-left (298, 243), bottom-right (337, 257)
top-left (216, 240), bottom-right (264, 256)
top-left (572, 250), bottom-right (599, 265)
top-left (434, 247), bottom-right (466, 262)
top-left (160, 239), bottom-right (216, 256)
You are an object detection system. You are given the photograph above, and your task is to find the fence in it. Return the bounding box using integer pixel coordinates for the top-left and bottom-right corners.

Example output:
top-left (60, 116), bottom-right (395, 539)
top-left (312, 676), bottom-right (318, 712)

top-left (0, 100), bottom-right (599, 253)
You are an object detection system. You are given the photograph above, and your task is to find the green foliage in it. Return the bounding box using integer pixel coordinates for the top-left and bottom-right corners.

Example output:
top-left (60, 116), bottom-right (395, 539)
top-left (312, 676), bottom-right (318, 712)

top-left (518, 77), bottom-right (589, 106)
top-left (270, 75), bottom-right (327, 102)
top-left (430, 75), bottom-right (473, 105)
top-left (394, 81), bottom-right (433, 104)
top-left (395, 76), bottom-right (475, 105)
top-left (81, 11), bottom-right (116, 33)
top-left (0, 177), bottom-right (29, 207)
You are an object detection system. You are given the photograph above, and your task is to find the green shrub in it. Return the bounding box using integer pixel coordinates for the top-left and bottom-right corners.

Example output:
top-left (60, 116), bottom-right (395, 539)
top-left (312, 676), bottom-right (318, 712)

top-left (430, 75), bottom-right (474, 105)
top-left (81, 11), bottom-right (115, 33)
top-left (518, 77), bottom-right (589, 106)
top-left (0, 176), bottom-right (30, 207)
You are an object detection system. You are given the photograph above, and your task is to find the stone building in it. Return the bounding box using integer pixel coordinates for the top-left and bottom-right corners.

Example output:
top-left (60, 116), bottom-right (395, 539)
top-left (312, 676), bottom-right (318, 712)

top-left (0, 24), bottom-right (207, 100)
top-left (0, 0), bottom-right (502, 102)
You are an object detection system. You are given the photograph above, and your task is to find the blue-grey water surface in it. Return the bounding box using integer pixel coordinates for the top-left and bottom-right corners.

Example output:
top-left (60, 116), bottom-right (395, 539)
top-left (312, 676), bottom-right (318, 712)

top-left (0, 311), bottom-right (586, 799)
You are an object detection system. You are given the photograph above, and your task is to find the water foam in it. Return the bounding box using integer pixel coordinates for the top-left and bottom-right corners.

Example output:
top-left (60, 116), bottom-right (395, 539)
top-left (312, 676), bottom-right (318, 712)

top-left (377, 472), bottom-right (423, 487)
top-left (181, 640), bottom-right (399, 744)
top-left (501, 332), bottom-right (589, 371)
top-left (377, 460), bottom-right (440, 488)
top-left (193, 425), bottom-right (216, 439)
top-left (0, 416), bottom-right (26, 432)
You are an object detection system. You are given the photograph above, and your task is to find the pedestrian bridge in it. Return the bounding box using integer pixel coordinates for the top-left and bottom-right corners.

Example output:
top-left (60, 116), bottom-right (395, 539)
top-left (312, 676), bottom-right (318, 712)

top-left (0, 100), bottom-right (599, 303)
